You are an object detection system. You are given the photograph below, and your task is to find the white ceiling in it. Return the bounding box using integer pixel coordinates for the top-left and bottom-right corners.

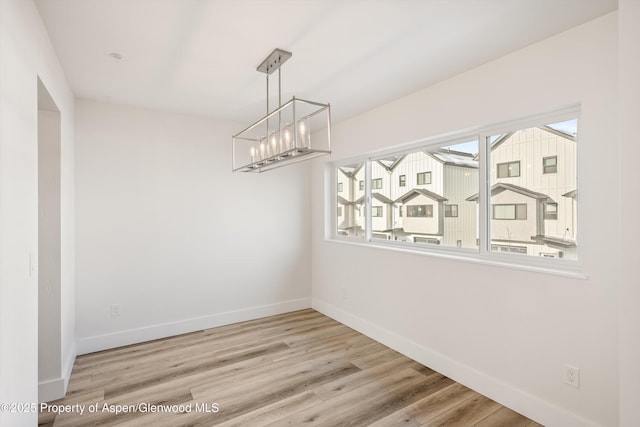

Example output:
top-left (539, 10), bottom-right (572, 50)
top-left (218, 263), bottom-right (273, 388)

top-left (36, 0), bottom-right (617, 124)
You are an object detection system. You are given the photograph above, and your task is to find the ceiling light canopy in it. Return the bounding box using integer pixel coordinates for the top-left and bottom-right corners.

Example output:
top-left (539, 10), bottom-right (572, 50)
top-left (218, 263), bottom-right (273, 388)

top-left (232, 48), bottom-right (331, 173)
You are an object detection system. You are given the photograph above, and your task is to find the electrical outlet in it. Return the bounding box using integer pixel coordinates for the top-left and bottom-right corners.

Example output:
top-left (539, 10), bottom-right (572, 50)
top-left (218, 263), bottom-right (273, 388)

top-left (110, 303), bottom-right (121, 318)
top-left (565, 364), bottom-right (580, 388)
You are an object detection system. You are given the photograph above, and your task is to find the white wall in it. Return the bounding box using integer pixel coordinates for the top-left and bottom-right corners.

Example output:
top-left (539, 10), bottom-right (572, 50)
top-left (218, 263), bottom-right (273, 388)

top-left (311, 13), bottom-right (619, 427)
top-left (74, 100), bottom-right (311, 353)
top-left (0, 0), bottom-right (75, 424)
top-left (618, 1), bottom-right (640, 425)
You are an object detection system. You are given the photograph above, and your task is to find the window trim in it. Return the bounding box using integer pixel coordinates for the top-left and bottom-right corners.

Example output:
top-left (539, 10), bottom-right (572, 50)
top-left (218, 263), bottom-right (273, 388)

top-left (372, 178), bottom-right (383, 189)
top-left (328, 105), bottom-right (583, 278)
top-left (445, 204), bottom-right (459, 218)
top-left (543, 156), bottom-right (558, 174)
top-left (496, 160), bottom-right (520, 178)
top-left (416, 171), bottom-right (432, 185)
top-left (399, 174), bottom-right (406, 187)
top-left (492, 203), bottom-right (527, 220)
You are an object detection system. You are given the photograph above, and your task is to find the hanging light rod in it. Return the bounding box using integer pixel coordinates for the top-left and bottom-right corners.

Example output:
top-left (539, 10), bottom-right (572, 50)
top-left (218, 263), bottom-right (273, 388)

top-left (232, 48), bottom-right (331, 173)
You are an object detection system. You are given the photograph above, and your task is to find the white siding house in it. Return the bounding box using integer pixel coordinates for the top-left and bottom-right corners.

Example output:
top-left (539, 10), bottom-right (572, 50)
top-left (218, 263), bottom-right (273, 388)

top-left (488, 126), bottom-right (577, 257)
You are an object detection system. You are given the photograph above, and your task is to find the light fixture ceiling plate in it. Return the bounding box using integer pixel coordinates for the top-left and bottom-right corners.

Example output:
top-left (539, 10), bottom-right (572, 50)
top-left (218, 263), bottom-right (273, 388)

top-left (256, 48), bottom-right (292, 75)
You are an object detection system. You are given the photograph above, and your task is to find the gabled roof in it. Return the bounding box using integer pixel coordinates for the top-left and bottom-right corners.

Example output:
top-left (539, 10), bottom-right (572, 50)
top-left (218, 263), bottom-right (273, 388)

top-left (396, 188), bottom-right (447, 204)
top-left (338, 163), bottom-right (363, 178)
top-left (376, 155), bottom-right (406, 172)
top-left (337, 196), bottom-right (354, 205)
top-left (429, 149), bottom-right (479, 168)
top-left (490, 126), bottom-right (575, 151)
top-left (353, 193), bottom-right (395, 205)
top-left (372, 192), bottom-right (395, 204)
top-left (466, 183), bottom-right (554, 202)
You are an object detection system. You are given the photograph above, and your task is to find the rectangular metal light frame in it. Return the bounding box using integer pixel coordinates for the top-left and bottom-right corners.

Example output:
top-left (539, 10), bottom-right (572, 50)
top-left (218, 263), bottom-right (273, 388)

top-left (232, 96), bottom-right (331, 173)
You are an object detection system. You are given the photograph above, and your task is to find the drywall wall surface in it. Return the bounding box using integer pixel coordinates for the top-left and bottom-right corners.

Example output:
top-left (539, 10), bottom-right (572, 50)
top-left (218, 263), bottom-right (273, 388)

top-left (0, 0), bottom-right (75, 423)
top-left (74, 100), bottom-right (311, 352)
top-left (311, 12), bottom-right (619, 427)
top-left (618, 0), bottom-right (640, 425)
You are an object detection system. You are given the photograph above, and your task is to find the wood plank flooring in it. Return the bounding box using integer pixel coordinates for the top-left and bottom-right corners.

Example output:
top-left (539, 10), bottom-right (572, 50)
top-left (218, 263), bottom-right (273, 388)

top-left (39, 309), bottom-right (543, 426)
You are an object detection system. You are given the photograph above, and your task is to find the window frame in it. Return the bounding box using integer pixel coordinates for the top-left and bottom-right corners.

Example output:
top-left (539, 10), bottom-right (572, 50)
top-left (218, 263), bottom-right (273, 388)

top-left (445, 204), bottom-right (459, 218)
top-left (543, 156), bottom-right (558, 174)
top-left (496, 161), bottom-right (520, 178)
top-left (416, 171), bottom-right (432, 185)
top-left (492, 203), bottom-right (527, 220)
top-left (328, 106), bottom-right (583, 278)
top-left (399, 175), bottom-right (406, 187)
top-left (372, 178), bottom-right (383, 189)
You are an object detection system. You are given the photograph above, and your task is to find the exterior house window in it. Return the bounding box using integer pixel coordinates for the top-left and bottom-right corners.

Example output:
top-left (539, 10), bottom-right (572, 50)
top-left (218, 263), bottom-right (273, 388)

top-left (543, 156), bottom-right (557, 174)
top-left (492, 204), bottom-right (527, 220)
top-left (415, 237), bottom-right (439, 244)
top-left (372, 178), bottom-right (383, 189)
top-left (491, 244), bottom-right (527, 254)
top-left (372, 206), bottom-right (383, 217)
top-left (445, 204), bottom-right (458, 217)
top-left (407, 205), bottom-right (433, 217)
top-left (359, 180), bottom-right (364, 190)
top-left (399, 175), bottom-right (406, 187)
top-left (544, 202), bottom-right (558, 220)
top-left (338, 182), bottom-right (343, 192)
top-left (497, 161), bottom-right (520, 178)
top-left (416, 172), bottom-right (431, 185)
top-left (399, 206), bottom-right (403, 217)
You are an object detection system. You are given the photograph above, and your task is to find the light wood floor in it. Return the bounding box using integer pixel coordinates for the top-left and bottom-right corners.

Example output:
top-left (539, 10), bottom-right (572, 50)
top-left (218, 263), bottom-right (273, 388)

top-left (39, 309), bottom-right (542, 426)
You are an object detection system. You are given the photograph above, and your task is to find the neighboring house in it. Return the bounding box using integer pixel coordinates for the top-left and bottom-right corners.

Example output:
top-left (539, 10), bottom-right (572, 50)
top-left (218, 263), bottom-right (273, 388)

top-left (337, 163), bottom-right (365, 237)
top-left (370, 149), bottom-right (479, 246)
top-left (469, 125), bottom-right (577, 258)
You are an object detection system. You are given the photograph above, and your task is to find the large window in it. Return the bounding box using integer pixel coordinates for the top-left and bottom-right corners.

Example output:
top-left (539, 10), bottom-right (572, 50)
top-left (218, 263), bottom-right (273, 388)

top-left (407, 205), bottom-right (433, 217)
top-left (492, 204), bottom-right (527, 220)
top-left (333, 110), bottom-right (578, 267)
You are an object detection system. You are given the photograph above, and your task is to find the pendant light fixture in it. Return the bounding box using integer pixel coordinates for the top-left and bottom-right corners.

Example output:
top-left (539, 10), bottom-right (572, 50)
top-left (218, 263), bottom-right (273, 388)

top-left (232, 48), bottom-right (331, 173)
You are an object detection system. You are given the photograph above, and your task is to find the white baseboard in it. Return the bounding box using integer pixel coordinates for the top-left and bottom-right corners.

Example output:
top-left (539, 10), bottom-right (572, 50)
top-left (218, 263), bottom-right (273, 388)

top-left (76, 298), bottom-right (311, 355)
top-left (39, 343), bottom-right (77, 403)
top-left (38, 378), bottom-right (65, 403)
top-left (312, 298), bottom-right (600, 427)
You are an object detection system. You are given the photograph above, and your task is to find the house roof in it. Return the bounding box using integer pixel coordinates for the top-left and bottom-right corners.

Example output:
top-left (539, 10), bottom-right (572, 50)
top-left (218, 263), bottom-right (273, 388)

top-left (396, 188), bottom-right (447, 204)
top-left (466, 182), bottom-right (554, 202)
top-left (562, 189), bottom-right (577, 199)
top-left (337, 196), bottom-right (354, 205)
top-left (338, 163), bottom-right (363, 178)
top-left (490, 125), bottom-right (575, 151)
top-left (376, 155), bottom-right (406, 172)
top-left (532, 235), bottom-right (577, 249)
top-left (372, 193), bottom-right (395, 204)
top-left (430, 150), bottom-right (479, 168)
top-left (353, 193), bottom-right (395, 205)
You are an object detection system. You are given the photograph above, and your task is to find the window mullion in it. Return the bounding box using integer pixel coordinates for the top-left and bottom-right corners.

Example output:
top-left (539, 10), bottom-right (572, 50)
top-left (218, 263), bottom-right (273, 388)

top-left (478, 134), bottom-right (490, 255)
top-left (365, 159), bottom-right (372, 242)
